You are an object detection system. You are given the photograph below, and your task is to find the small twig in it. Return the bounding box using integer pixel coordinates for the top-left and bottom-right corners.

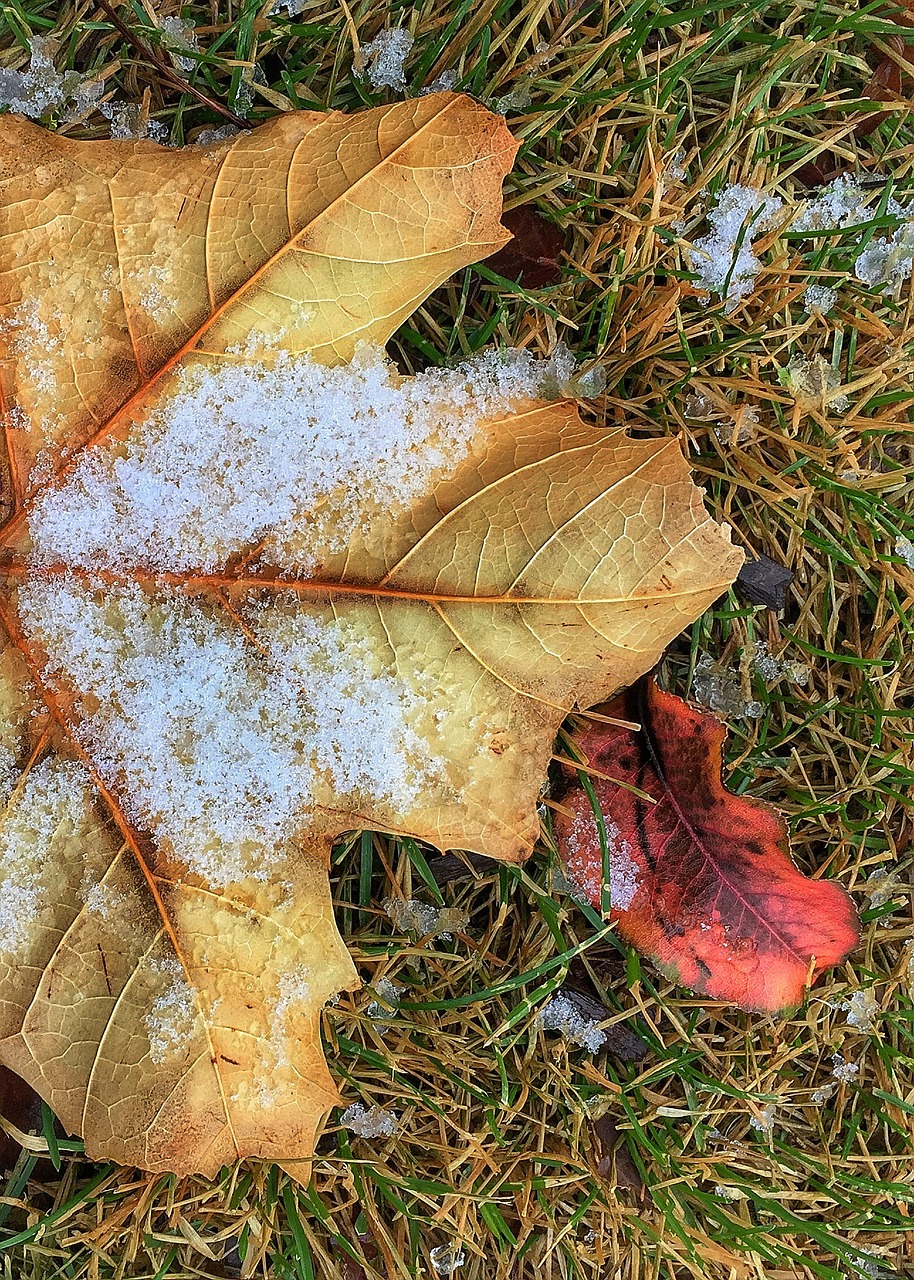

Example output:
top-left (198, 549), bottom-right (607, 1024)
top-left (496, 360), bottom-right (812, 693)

top-left (95, 0), bottom-right (249, 131)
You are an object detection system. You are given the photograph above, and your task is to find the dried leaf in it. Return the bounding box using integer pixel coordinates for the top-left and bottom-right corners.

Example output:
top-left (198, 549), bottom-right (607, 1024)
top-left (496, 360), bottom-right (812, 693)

top-left (486, 206), bottom-right (567, 286)
top-left (554, 678), bottom-right (859, 1013)
top-left (0, 96), bottom-right (741, 1174)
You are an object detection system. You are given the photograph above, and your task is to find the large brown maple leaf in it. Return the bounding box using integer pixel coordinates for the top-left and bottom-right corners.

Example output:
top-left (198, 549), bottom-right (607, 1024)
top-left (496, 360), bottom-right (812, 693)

top-left (0, 94), bottom-right (742, 1175)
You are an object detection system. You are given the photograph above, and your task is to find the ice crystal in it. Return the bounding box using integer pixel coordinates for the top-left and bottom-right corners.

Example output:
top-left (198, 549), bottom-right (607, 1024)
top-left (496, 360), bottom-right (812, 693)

top-left (384, 899), bottom-right (469, 940)
top-left (340, 1102), bottom-right (399, 1138)
top-left (536, 993), bottom-right (606, 1052)
top-left (358, 28), bottom-right (413, 90)
top-left (430, 1244), bottom-right (467, 1275)
top-left (144, 957), bottom-right (198, 1063)
top-left (803, 284), bottom-right (838, 313)
top-left (684, 184), bottom-right (783, 311)
top-left (895, 535), bottom-right (914, 570)
top-left (692, 652), bottom-right (762, 719)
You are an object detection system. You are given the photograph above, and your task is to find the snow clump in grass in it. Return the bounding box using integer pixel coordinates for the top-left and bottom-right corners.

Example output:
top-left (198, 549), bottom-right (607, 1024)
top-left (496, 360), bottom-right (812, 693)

top-left (340, 1102), bottom-right (399, 1138)
top-left (894, 535), bottom-right (914, 570)
top-left (384, 899), bottom-right (470, 940)
top-left (357, 28), bottom-right (414, 90)
top-left (430, 1244), bottom-right (467, 1275)
top-left (793, 176), bottom-right (871, 232)
top-left (536, 993), bottom-right (606, 1053)
top-left (803, 284), bottom-right (838, 313)
top-left (683, 184), bottom-right (783, 311)
top-left (0, 36), bottom-right (103, 121)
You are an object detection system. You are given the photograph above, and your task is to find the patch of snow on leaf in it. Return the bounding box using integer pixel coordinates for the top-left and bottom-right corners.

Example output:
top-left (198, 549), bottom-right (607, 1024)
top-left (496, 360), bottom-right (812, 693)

top-left (340, 1101), bottom-right (398, 1137)
top-left (27, 345), bottom-right (538, 576)
top-left (684, 184), bottom-right (783, 311)
top-left (144, 957), bottom-right (198, 1063)
top-left (536, 993), bottom-right (606, 1052)
top-left (560, 805), bottom-right (640, 910)
top-left (20, 581), bottom-right (456, 888)
top-left (268, 969), bottom-right (312, 1068)
top-left (357, 28), bottom-right (413, 90)
top-left (0, 758), bottom-right (95, 956)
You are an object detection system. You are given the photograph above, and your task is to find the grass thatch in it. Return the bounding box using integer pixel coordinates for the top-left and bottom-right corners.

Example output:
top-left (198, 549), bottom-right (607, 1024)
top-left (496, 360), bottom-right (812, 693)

top-left (0, 0), bottom-right (913, 1276)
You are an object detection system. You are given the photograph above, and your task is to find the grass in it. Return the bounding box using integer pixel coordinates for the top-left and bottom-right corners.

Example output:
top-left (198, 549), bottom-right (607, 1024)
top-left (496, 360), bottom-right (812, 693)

top-left (1, 0), bottom-right (913, 1276)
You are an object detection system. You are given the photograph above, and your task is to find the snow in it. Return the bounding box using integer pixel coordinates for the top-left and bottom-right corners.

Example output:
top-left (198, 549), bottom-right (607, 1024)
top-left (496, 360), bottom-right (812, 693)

top-left (0, 36), bottom-right (103, 121)
top-left (159, 17), bottom-right (199, 73)
top-left (693, 652), bottom-right (762, 719)
top-left (749, 1102), bottom-right (776, 1132)
top-left (841, 988), bottom-right (879, 1032)
top-left (357, 28), bottom-right (413, 91)
top-left (536, 993), bottom-right (606, 1053)
top-left (793, 176), bottom-right (871, 232)
top-left (0, 758), bottom-right (95, 956)
top-left (830, 1052), bottom-right (859, 1083)
top-left (20, 579), bottom-right (460, 888)
top-left (803, 284), bottom-right (837, 313)
top-left (340, 1101), bottom-right (398, 1137)
top-left (266, 969), bottom-right (312, 1069)
top-left (684, 184), bottom-right (784, 311)
top-left (27, 344), bottom-right (537, 576)
top-left (430, 1244), bottom-right (467, 1274)
top-left (366, 975), bottom-right (404, 1026)
top-left (422, 71), bottom-right (459, 95)
top-left (269, 0), bottom-right (307, 14)
top-left (559, 806), bottom-right (641, 911)
top-left (748, 641), bottom-right (809, 686)
top-left (100, 101), bottom-right (169, 143)
top-left (779, 353), bottom-right (848, 411)
top-left (896, 535), bottom-right (914, 569)
top-left (384, 898), bottom-right (469, 940)
top-left (143, 957), bottom-right (198, 1063)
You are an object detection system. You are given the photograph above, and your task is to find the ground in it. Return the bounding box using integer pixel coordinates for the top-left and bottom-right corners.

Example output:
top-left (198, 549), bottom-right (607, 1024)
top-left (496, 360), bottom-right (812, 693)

top-left (0, 0), bottom-right (912, 1278)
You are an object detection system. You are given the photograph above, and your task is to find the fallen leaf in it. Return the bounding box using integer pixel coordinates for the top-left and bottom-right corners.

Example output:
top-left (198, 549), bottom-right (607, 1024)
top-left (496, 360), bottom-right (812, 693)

top-left (554, 678), bottom-right (859, 1013)
top-left (591, 1111), bottom-right (646, 1196)
top-left (0, 96), bottom-right (741, 1174)
top-left (486, 205), bottom-right (567, 286)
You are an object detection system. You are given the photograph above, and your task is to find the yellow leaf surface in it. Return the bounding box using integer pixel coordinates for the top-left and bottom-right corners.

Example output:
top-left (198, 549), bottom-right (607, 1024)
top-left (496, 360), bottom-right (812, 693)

top-left (0, 93), bottom-right (742, 1175)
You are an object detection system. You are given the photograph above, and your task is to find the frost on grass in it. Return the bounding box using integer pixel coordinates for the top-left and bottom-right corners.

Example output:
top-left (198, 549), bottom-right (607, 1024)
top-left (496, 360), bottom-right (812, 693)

top-left (357, 28), bottom-right (413, 91)
top-left (536, 993), bottom-right (606, 1053)
top-left (558, 805), bottom-right (641, 911)
top-left (340, 1102), bottom-right (398, 1138)
top-left (0, 36), bottom-right (103, 122)
top-left (144, 957), bottom-right (198, 1063)
top-left (384, 898), bottom-right (469, 940)
top-left (692, 652), bottom-right (762, 719)
top-left (28, 345), bottom-right (538, 575)
top-left (803, 284), bottom-right (838, 313)
top-left (683, 184), bottom-right (783, 311)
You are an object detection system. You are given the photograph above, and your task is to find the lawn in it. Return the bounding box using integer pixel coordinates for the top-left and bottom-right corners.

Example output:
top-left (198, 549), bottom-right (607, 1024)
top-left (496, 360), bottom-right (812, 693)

top-left (0, 0), bottom-right (913, 1277)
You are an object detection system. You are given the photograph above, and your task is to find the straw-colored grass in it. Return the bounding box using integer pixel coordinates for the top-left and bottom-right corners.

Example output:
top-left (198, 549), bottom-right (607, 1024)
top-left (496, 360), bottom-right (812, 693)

top-left (0, 0), bottom-right (912, 1276)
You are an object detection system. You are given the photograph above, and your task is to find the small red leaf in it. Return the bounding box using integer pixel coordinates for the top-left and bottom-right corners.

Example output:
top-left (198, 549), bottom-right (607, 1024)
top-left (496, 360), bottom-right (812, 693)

top-left (555, 678), bottom-right (859, 1014)
top-left (486, 206), bottom-right (567, 286)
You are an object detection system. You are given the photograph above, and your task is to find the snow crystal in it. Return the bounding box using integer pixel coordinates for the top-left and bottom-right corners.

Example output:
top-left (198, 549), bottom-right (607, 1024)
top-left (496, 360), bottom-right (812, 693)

top-left (894, 535), bottom-right (914, 569)
top-left (778, 353), bottom-right (848, 412)
top-left (0, 758), bottom-right (95, 956)
top-left (840, 988), bottom-right (879, 1033)
top-left (366, 975), bottom-right (404, 1026)
top-left (20, 580), bottom-right (457, 888)
top-left (830, 1052), bottom-right (859, 1084)
top-left (536, 993), bottom-right (606, 1053)
top-left (422, 70), bottom-right (459, 95)
top-left (100, 101), bottom-right (169, 143)
top-left (749, 1102), bottom-right (776, 1132)
top-left (803, 284), bottom-right (838, 313)
top-left (749, 641), bottom-right (809, 686)
top-left (493, 86), bottom-right (532, 116)
top-left (537, 342), bottom-right (606, 399)
top-left (793, 176), bottom-right (871, 233)
top-left (693, 652), bottom-right (762, 719)
top-left (863, 866), bottom-right (901, 910)
top-left (384, 898), bottom-right (469, 940)
top-left (159, 16), bottom-right (199, 72)
top-left (340, 1102), bottom-right (398, 1137)
top-left (357, 28), bottom-right (413, 91)
top-left (684, 184), bottom-right (784, 311)
top-left (855, 223), bottom-right (914, 291)
top-left (270, 0), bottom-right (308, 13)
top-left (430, 1244), bottom-right (467, 1275)
top-left (195, 124), bottom-right (241, 145)
top-left (144, 957), bottom-right (198, 1063)
top-left (0, 36), bottom-right (102, 121)
top-left (559, 805), bottom-right (640, 911)
top-left (27, 345), bottom-right (537, 576)
top-left (712, 1184), bottom-right (743, 1201)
